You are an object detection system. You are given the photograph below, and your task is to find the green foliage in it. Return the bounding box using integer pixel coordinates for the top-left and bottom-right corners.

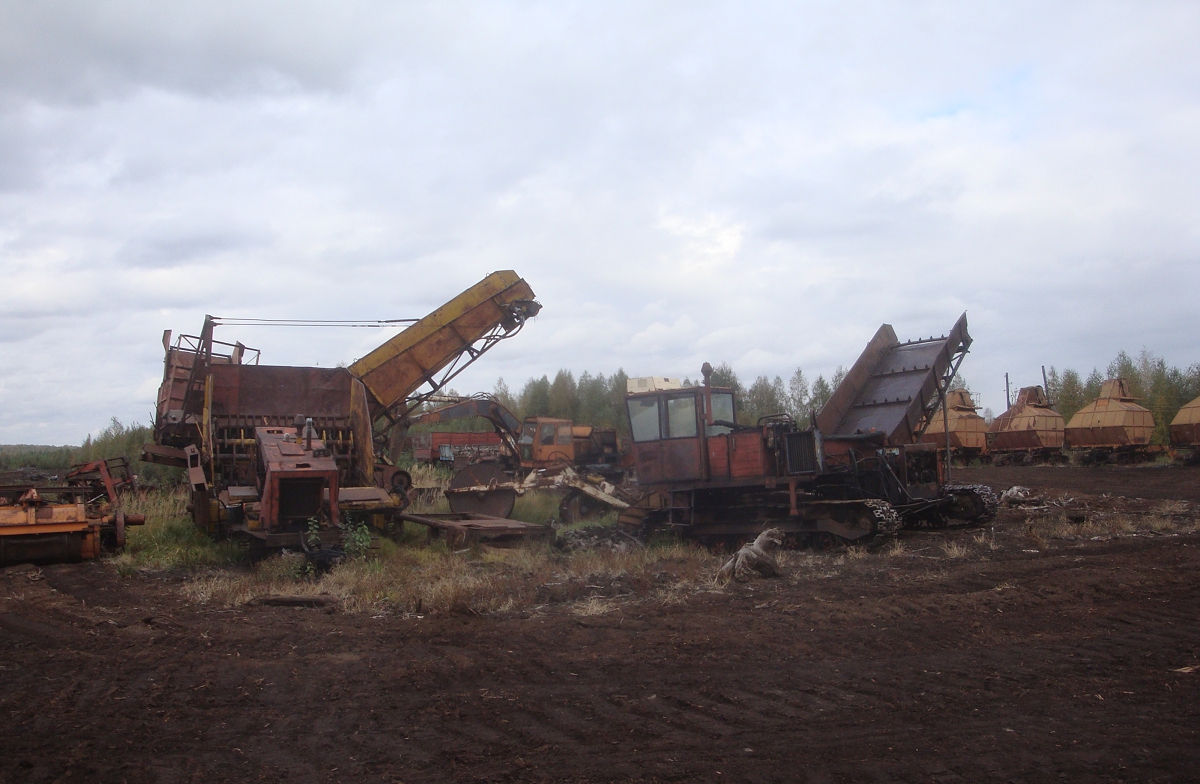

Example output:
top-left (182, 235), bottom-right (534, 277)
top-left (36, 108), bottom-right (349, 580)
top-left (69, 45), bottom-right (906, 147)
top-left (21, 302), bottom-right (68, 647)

top-left (742, 375), bottom-right (788, 424)
top-left (809, 376), bottom-right (833, 414)
top-left (493, 377), bottom-right (519, 414)
top-left (1, 418), bottom-right (182, 485)
top-left (113, 488), bottom-right (243, 571)
top-left (0, 444), bottom-right (77, 470)
top-left (342, 520), bottom-right (374, 559)
top-left (520, 375), bottom-right (552, 418)
top-left (548, 369), bottom-right (579, 420)
top-left (787, 368), bottom-right (810, 423)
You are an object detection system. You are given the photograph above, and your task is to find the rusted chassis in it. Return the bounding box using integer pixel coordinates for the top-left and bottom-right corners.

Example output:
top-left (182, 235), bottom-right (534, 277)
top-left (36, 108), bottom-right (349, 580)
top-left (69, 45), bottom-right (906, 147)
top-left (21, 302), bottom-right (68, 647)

top-left (0, 459), bottom-right (145, 566)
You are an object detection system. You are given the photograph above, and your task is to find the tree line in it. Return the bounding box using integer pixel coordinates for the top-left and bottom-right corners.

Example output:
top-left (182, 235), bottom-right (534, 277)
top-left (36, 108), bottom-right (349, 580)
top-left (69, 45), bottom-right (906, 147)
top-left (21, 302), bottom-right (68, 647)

top-left (486, 363), bottom-right (849, 438)
top-left (0, 418), bottom-right (180, 484)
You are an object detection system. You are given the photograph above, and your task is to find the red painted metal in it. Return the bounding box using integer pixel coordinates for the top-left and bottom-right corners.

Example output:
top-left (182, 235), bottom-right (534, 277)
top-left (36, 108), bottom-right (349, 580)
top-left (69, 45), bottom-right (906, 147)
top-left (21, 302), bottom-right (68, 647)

top-left (255, 427), bottom-right (340, 533)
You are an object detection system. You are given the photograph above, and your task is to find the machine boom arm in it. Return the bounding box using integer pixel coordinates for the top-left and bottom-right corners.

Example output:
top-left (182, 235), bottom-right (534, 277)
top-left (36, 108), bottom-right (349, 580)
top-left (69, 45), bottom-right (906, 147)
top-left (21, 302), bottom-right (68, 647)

top-left (348, 271), bottom-right (540, 425)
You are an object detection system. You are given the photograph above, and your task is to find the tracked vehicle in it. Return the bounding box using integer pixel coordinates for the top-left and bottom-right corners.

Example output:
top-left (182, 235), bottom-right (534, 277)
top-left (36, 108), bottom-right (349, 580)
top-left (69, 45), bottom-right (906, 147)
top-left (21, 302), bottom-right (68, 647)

top-left (620, 314), bottom-right (996, 546)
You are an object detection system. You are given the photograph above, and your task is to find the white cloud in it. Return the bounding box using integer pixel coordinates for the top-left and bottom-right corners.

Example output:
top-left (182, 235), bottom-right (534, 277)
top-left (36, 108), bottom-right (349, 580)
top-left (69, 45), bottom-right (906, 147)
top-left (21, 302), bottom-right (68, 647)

top-left (2, 1), bottom-right (1199, 442)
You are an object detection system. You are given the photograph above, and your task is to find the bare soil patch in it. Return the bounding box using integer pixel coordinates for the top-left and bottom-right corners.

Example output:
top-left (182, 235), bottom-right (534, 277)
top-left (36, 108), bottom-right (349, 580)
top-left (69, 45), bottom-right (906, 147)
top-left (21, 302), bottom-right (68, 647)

top-left (3, 465), bottom-right (1199, 783)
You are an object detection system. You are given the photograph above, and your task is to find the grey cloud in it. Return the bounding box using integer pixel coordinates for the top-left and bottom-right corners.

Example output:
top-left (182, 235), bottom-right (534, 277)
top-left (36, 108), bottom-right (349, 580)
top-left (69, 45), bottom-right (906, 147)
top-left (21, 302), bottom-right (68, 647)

top-left (3, 2), bottom-right (1200, 443)
top-left (117, 222), bottom-right (273, 269)
top-left (0, 1), bottom-right (399, 104)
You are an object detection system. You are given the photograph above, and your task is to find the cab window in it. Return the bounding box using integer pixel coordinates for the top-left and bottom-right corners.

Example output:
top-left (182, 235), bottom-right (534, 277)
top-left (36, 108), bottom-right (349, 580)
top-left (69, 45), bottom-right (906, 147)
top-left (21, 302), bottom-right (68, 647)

top-left (557, 426), bottom-right (572, 445)
top-left (540, 423), bottom-right (556, 445)
top-left (519, 422), bottom-right (536, 445)
top-left (708, 392), bottom-right (735, 436)
top-left (666, 395), bottom-right (698, 438)
top-left (628, 398), bottom-right (661, 442)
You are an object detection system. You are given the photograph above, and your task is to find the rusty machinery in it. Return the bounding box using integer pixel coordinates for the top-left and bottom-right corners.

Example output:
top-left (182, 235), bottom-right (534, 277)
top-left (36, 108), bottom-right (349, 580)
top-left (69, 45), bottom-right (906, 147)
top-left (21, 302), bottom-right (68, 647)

top-left (1064, 378), bottom-right (1158, 463)
top-left (143, 271), bottom-right (541, 551)
top-left (987, 385), bottom-right (1066, 465)
top-left (394, 395), bottom-right (629, 521)
top-left (618, 314), bottom-right (997, 546)
top-left (1169, 393), bottom-right (1200, 459)
top-left (0, 458), bottom-right (145, 566)
top-left (919, 388), bottom-right (989, 463)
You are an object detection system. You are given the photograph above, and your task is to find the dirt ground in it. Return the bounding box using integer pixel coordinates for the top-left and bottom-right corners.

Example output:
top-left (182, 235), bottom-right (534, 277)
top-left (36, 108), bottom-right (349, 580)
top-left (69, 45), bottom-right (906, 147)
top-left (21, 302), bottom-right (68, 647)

top-left (3, 464), bottom-right (1200, 783)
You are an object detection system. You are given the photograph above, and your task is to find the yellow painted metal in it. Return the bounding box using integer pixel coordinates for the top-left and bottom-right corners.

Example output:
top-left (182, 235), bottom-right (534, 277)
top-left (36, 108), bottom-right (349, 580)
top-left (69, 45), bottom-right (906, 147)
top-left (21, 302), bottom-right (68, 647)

top-left (989, 386), bottom-right (1064, 452)
top-left (921, 389), bottom-right (989, 452)
top-left (1169, 393), bottom-right (1200, 446)
top-left (349, 270), bottom-right (536, 415)
top-left (1065, 378), bottom-right (1155, 448)
top-left (0, 503), bottom-right (90, 532)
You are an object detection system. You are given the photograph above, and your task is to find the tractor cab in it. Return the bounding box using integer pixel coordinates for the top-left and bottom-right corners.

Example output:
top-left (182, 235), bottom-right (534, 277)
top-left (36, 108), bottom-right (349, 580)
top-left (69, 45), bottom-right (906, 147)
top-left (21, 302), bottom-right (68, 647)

top-left (518, 417), bottom-right (576, 468)
top-left (625, 372), bottom-right (822, 488)
top-left (517, 416), bottom-right (626, 473)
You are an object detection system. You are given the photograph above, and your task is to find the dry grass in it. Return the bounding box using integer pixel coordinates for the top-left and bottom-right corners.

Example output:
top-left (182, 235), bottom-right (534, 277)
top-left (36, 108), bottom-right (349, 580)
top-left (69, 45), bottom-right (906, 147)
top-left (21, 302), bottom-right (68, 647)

top-left (1154, 500), bottom-right (1189, 516)
top-left (940, 540), bottom-right (970, 559)
top-left (183, 538), bottom-right (720, 616)
top-left (972, 529), bottom-right (1000, 551)
top-left (884, 539), bottom-right (908, 558)
top-left (1021, 510), bottom-right (1196, 544)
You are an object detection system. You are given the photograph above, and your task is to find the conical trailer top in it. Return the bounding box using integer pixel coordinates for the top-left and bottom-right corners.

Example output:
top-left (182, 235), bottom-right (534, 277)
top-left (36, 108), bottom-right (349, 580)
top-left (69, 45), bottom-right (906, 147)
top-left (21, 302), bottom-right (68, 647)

top-left (816, 313), bottom-right (971, 445)
top-left (989, 385), bottom-right (1064, 452)
top-left (921, 388), bottom-right (989, 452)
top-left (1169, 393), bottom-right (1200, 447)
top-left (1064, 378), bottom-right (1154, 449)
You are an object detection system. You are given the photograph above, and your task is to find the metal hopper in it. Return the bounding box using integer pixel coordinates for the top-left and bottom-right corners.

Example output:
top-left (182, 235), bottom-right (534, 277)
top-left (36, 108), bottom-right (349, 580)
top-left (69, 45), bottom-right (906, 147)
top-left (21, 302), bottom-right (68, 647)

top-left (817, 313), bottom-right (972, 446)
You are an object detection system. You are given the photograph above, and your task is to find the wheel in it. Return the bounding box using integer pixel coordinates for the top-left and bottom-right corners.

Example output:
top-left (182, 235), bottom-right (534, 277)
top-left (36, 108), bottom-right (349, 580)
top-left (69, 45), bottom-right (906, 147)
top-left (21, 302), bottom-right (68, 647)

top-left (390, 470), bottom-right (413, 494)
top-left (558, 490), bottom-right (606, 525)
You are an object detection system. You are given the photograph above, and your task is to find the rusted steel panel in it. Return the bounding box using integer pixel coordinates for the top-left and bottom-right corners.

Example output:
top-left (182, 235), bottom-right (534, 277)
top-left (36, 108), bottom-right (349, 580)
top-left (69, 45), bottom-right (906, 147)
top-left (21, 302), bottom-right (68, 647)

top-left (816, 323), bottom-right (898, 436)
top-left (210, 365), bottom-right (355, 420)
top-left (663, 438), bottom-right (703, 482)
top-left (989, 386), bottom-right (1065, 452)
top-left (349, 271), bottom-right (538, 416)
top-left (631, 441), bottom-right (665, 484)
top-left (1065, 379), bottom-right (1155, 448)
top-left (707, 435), bottom-right (730, 479)
top-left (921, 389), bottom-right (989, 452)
top-left (818, 314), bottom-right (971, 446)
top-left (256, 427), bottom-right (340, 531)
top-left (729, 432), bottom-right (766, 478)
top-left (1169, 394), bottom-right (1200, 447)
top-left (399, 511), bottom-right (550, 545)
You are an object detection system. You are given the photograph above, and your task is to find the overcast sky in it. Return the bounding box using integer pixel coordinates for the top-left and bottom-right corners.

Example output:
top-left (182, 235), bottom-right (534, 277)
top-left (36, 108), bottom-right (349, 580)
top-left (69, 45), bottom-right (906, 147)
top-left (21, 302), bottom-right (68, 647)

top-left (2, 1), bottom-right (1198, 444)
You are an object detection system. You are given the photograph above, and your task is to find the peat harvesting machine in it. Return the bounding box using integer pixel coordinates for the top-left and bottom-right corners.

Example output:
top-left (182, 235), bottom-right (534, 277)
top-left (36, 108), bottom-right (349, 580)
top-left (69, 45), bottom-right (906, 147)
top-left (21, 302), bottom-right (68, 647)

top-left (142, 271), bottom-right (541, 552)
top-left (618, 313), bottom-right (997, 547)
